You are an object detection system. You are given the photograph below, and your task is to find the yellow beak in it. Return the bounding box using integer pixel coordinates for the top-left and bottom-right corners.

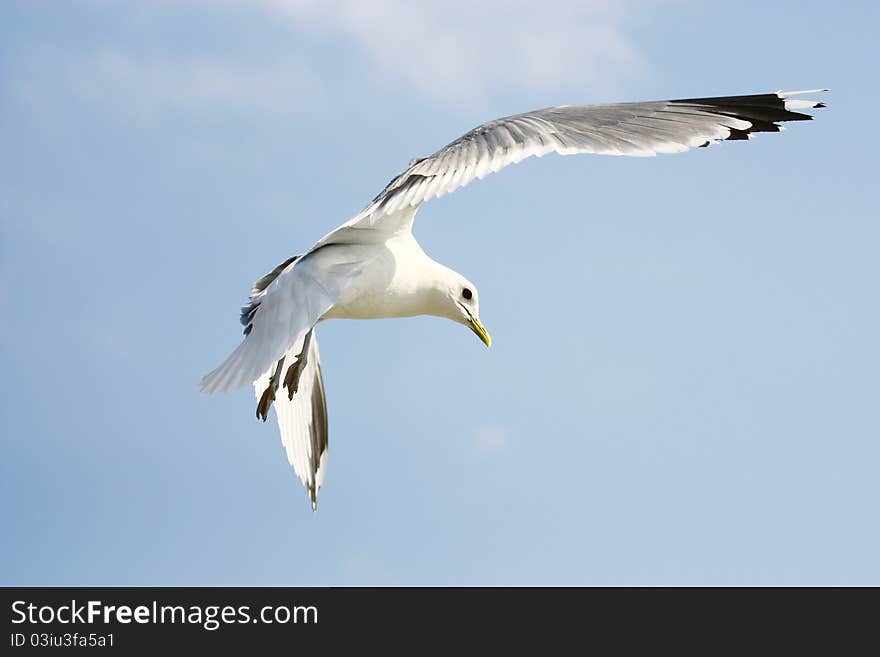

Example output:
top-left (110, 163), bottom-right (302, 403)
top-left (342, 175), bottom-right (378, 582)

top-left (468, 315), bottom-right (492, 348)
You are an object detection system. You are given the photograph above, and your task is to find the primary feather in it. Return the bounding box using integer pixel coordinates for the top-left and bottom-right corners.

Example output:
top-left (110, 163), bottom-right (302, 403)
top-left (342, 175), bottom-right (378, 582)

top-left (203, 89), bottom-right (827, 509)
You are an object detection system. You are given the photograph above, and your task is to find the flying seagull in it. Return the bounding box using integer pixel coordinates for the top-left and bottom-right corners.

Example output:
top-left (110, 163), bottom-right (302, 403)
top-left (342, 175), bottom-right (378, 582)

top-left (202, 89), bottom-right (827, 509)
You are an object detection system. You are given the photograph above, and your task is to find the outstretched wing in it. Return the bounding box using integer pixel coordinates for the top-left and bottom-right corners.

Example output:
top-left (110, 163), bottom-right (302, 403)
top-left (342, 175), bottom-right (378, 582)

top-left (353, 89), bottom-right (827, 222)
top-left (253, 330), bottom-right (328, 511)
top-left (201, 245), bottom-right (367, 394)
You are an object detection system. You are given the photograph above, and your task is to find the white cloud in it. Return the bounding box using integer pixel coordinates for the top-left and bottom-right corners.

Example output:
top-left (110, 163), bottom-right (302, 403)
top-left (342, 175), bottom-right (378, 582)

top-left (254, 0), bottom-right (648, 105)
top-left (471, 425), bottom-right (509, 454)
top-left (62, 49), bottom-right (321, 119)
top-left (8, 1), bottom-right (650, 121)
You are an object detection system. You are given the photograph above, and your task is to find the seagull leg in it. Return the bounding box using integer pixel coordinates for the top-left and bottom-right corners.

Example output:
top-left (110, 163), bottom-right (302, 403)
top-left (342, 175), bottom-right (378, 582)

top-left (256, 357), bottom-right (285, 422)
top-left (283, 328), bottom-right (314, 401)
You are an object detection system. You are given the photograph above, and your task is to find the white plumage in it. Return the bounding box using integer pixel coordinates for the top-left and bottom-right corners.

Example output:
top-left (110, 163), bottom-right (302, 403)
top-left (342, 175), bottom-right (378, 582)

top-left (202, 89), bottom-right (827, 509)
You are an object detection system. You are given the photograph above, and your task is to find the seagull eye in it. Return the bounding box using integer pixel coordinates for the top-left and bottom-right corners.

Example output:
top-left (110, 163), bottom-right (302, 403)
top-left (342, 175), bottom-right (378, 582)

top-left (462, 288), bottom-right (473, 300)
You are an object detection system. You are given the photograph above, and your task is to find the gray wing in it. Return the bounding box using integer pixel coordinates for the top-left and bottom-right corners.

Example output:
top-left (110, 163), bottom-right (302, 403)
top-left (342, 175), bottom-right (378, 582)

top-left (201, 245), bottom-right (367, 394)
top-left (355, 89), bottom-right (827, 221)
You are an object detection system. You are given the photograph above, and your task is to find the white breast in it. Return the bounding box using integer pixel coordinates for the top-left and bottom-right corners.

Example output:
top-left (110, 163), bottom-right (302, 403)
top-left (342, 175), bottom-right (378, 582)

top-left (323, 232), bottom-right (445, 321)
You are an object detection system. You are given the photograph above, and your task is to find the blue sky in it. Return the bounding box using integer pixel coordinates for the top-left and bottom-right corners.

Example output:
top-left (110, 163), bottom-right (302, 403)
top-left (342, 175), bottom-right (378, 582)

top-left (2, 1), bottom-right (878, 585)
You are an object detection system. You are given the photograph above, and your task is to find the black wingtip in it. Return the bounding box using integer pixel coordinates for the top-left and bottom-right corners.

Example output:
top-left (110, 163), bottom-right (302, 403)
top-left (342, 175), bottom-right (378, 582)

top-left (670, 91), bottom-right (825, 144)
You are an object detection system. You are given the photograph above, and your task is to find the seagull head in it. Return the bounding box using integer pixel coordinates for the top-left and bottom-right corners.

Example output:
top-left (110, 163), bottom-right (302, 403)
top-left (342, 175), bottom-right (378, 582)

top-left (442, 273), bottom-right (491, 348)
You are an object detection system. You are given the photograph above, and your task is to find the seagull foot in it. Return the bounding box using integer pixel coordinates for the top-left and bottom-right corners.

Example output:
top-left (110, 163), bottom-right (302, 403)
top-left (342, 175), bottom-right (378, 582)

top-left (283, 359), bottom-right (304, 400)
top-left (256, 382), bottom-right (275, 422)
top-left (283, 329), bottom-right (313, 400)
top-left (255, 357), bottom-right (286, 422)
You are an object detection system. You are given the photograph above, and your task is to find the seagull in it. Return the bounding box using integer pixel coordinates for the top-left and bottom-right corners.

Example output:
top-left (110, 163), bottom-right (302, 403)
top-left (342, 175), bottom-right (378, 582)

top-left (201, 89), bottom-right (827, 510)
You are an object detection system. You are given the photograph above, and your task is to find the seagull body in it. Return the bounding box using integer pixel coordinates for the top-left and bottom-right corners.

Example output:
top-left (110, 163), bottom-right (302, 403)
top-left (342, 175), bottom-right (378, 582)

top-left (322, 215), bottom-right (466, 324)
top-left (201, 89), bottom-right (827, 509)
